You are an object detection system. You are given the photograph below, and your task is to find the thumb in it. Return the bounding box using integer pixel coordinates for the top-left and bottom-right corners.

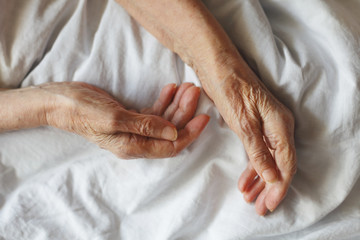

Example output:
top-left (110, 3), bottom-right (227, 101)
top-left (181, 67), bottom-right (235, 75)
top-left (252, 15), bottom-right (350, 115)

top-left (118, 111), bottom-right (178, 141)
top-left (241, 128), bottom-right (278, 184)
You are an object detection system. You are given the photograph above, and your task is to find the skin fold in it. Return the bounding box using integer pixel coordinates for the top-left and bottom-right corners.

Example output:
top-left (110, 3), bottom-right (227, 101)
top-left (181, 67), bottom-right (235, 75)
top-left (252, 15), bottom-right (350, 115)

top-left (114, 0), bottom-right (297, 215)
top-left (0, 0), bottom-right (297, 216)
top-left (0, 82), bottom-right (209, 159)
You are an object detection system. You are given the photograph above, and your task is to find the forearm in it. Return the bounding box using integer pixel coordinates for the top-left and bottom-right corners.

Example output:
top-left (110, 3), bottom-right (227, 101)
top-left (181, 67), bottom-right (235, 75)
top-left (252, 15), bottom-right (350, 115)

top-left (0, 86), bottom-right (50, 131)
top-left (115, 0), bottom-right (254, 94)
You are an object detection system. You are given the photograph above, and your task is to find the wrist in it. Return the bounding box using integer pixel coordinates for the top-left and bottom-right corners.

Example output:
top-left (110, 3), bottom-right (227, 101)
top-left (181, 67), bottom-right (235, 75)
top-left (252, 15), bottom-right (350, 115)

top-left (194, 49), bottom-right (259, 98)
top-left (34, 82), bottom-right (74, 130)
top-left (162, 2), bottom-right (257, 93)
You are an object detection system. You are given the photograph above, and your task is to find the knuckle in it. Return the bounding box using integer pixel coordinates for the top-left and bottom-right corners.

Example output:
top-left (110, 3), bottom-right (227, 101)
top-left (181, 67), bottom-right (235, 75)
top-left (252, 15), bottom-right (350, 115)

top-left (277, 142), bottom-right (289, 153)
top-left (287, 151), bottom-right (297, 176)
top-left (249, 149), bottom-right (272, 169)
top-left (289, 162), bottom-right (297, 176)
top-left (148, 141), bottom-right (175, 159)
top-left (109, 120), bottom-right (119, 133)
top-left (121, 145), bottom-right (142, 159)
top-left (136, 117), bottom-right (154, 136)
top-left (115, 134), bottom-right (143, 159)
top-left (108, 111), bottom-right (123, 132)
top-left (277, 143), bottom-right (297, 175)
top-left (239, 118), bottom-right (257, 138)
top-left (283, 158), bottom-right (297, 176)
top-left (265, 133), bottom-right (281, 149)
top-left (240, 119), bottom-right (253, 136)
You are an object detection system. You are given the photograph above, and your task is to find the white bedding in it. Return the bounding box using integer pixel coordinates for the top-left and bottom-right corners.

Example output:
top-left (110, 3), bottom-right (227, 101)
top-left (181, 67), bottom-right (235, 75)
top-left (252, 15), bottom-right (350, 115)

top-left (0, 0), bottom-right (360, 239)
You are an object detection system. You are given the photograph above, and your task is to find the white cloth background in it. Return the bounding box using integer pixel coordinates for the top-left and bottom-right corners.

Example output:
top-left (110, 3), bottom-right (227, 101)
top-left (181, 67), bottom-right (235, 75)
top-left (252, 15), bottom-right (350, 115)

top-left (0, 0), bottom-right (359, 239)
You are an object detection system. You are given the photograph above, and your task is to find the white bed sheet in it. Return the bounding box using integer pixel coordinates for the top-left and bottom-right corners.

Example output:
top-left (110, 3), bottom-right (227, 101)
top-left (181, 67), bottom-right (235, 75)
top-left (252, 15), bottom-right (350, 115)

top-left (0, 0), bottom-right (359, 239)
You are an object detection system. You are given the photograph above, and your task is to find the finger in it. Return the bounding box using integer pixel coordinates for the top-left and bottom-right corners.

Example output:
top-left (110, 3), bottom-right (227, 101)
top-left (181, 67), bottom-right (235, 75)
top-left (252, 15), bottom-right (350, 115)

top-left (262, 114), bottom-right (297, 211)
top-left (263, 143), bottom-right (295, 212)
top-left (243, 176), bottom-right (265, 203)
top-left (241, 125), bottom-right (278, 184)
top-left (238, 163), bottom-right (258, 192)
top-left (265, 149), bottom-right (295, 212)
top-left (117, 111), bottom-right (178, 141)
top-left (114, 114), bottom-right (210, 159)
top-left (142, 83), bottom-right (177, 115)
top-left (263, 112), bottom-right (297, 178)
top-left (171, 86), bottom-right (201, 129)
top-left (255, 189), bottom-right (268, 216)
top-left (163, 82), bottom-right (194, 120)
top-left (173, 114), bottom-right (210, 151)
top-left (265, 183), bottom-right (288, 212)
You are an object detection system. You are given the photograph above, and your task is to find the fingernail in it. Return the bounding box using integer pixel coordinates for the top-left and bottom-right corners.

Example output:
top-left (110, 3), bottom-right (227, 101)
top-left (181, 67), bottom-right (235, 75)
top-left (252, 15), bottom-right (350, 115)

top-left (162, 126), bottom-right (177, 141)
top-left (262, 168), bottom-right (278, 183)
top-left (244, 195), bottom-right (251, 203)
top-left (257, 209), bottom-right (268, 217)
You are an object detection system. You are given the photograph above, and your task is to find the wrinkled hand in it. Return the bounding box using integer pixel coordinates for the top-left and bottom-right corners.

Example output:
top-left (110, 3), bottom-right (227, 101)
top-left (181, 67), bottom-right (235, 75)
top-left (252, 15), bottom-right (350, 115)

top-left (113, 0), bottom-right (296, 215)
top-left (39, 81), bottom-right (209, 159)
top-left (212, 73), bottom-right (296, 215)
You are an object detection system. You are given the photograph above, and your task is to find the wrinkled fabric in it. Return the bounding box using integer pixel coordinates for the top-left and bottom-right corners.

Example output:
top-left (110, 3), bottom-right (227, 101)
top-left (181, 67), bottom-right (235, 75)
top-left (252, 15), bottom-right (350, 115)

top-left (0, 0), bottom-right (359, 239)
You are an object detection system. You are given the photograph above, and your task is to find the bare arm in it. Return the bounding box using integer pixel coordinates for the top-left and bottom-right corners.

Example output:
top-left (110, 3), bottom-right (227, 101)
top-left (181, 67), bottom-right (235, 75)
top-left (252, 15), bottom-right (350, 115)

top-left (115, 0), bottom-right (246, 87)
top-left (0, 86), bottom-right (49, 131)
top-left (0, 82), bottom-right (209, 158)
top-left (115, 0), bottom-right (297, 215)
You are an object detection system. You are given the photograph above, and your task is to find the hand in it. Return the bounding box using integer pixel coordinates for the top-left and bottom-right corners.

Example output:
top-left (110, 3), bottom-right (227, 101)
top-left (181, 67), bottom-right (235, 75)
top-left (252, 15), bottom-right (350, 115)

top-left (39, 81), bottom-right (209, 159)
top-left (114, 0), bottom-right (296, 214)
top-left (212, 73), bottom-right (296, 215)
